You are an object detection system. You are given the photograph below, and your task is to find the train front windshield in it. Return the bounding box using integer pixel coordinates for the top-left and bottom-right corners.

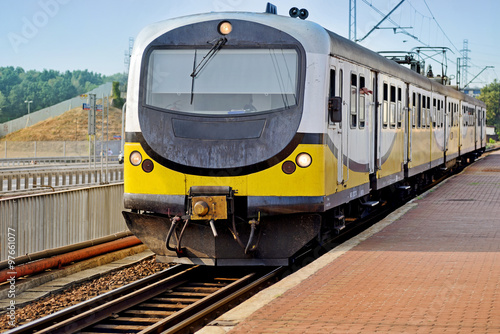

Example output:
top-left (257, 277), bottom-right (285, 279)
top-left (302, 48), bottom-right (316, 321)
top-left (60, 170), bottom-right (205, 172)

top-left (145, 48), bottom-right (299, 115)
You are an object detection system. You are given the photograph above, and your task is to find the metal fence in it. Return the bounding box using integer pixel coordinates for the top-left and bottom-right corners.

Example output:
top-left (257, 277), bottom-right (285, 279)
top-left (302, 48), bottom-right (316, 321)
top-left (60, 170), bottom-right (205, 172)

top-left (1, 166), bottom-right (123, 193)
top-left (0, 140), bottom-right (122, 160)
top-left (0, 183), bottom-right (127, 262)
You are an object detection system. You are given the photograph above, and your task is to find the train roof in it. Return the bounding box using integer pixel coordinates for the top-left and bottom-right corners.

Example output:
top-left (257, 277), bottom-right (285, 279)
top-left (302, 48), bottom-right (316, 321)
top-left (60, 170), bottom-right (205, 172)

top-left (133, 11), bottom-right (484, 108)
top-left (132, 11), bottom-right (331, 56)
top-left (324, 29), bottom-right (484, 107)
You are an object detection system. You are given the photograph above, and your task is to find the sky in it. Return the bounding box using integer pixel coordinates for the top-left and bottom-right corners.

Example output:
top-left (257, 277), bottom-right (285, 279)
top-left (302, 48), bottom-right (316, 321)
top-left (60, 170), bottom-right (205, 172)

top-left (0, 0), bottom-right (499, 88)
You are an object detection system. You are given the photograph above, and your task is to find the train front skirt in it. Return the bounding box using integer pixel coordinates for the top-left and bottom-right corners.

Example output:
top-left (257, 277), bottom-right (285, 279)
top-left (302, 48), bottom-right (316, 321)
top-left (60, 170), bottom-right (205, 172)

top-left (122, 210), bottom-right (321, 266)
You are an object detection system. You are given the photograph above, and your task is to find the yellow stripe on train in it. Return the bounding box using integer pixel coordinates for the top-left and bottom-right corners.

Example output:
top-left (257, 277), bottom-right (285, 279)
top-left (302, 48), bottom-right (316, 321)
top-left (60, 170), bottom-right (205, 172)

top-left (124, 142), bottom-right (370, 198)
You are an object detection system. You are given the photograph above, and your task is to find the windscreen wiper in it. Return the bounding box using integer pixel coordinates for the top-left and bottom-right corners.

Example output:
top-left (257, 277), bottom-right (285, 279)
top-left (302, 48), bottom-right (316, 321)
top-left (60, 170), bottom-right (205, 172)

top-left (190, 37), bottom-right (227, 105)
top-left (190, 37), bottom-right (227, 78)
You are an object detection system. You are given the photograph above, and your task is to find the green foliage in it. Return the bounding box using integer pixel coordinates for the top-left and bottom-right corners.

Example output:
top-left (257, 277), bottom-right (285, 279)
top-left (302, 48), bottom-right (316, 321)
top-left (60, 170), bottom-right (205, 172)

top-left (107, 73), bottom-right (128, 92)
top-left (111, 81), bottom-right (125, 109)
top-left (478, 79), bottom-right (500, 136)
top-left (489, 138), bottom-right (496, 144)
top-left (0, 67), bottom-right (127, 123)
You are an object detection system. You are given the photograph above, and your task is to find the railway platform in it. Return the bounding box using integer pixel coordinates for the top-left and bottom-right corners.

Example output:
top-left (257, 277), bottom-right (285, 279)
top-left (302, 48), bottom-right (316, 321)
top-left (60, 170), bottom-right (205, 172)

top-left (200, 150), bottom-right (500, 334)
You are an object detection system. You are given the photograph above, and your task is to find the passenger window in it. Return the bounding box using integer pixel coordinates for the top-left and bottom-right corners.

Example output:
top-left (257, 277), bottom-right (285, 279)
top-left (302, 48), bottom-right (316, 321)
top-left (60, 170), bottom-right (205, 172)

top-left (412, 92), bottom-right (416, 128)
top-left (450, 103), bottom-right (453, 126)
top-left (328, 69), bottom-right (336, 125)
top-left (372, 78), bottom-right (376, 103)
top-left (427, 97), bottom-right (431, 128)
top-left (433, 99), bottom-right (437, 128)
top-left (464, 107), bottom-right (468, 127)
top-left (339, 70), bottom-right (343, 99)
top-left (350, 73), bottom-right (357, 128)
top-left (417, 93), bottom-right (422, 128)
top-left (397, 87), bottom-right (402, 128)
top-left (359, 76), bottom-right (366, 129)
top-left (437, 99), bottom-right (441, 128)
top-left (390, 85), bottom-right (396, 128)
top-left (452, 104), bottom-right (455, 126)
top-left (383, 83), bottom-right (388, 128)
top-left (449, 102), bottom-right (453, 127)
top-left (440, 101), bottom-right (444, 127)
top-left (421, 95), bottom-right (426, 128)
top-left (422, 96), bottom-right (425, 128)
top-left (329, 69), bottom-right (336, 99)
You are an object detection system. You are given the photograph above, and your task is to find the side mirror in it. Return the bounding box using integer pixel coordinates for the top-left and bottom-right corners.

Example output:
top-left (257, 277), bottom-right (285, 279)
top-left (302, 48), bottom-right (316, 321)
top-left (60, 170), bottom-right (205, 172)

top-left (328, 97), bottom-right (342, 123)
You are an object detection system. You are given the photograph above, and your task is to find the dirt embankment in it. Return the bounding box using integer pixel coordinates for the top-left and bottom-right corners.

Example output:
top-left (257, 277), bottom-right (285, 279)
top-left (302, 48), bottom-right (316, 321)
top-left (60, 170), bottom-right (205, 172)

top-left (1, 106), bottom-right (123, 142)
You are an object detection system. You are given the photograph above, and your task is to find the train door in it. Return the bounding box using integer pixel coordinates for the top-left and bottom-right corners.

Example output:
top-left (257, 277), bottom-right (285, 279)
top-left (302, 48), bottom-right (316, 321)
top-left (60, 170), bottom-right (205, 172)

top-left (408, 88), bottom-right (414, 166)
top-left (376, 75), bottom-right (383, 171)
top-left (401, 85), bottom-right (408, 165)
top-left (403, 84), bottom-right (408, 165)
top-left (482, 108), bottom-right (486, 148)
top-left (475, 106), bottom-right (481, 150)
top-left (337, 63), bottom-right (345, 184)
top-left (372, 73), bottom-right (379, 175)
top-left (459, 102), bottom-right (464, 155)
top-left (474, 107), bottom-right (478, 150)
top-left (369, 71), bottom-right (377, 174)
top-left (327, 61), bottom-right (341, 194)
top-left (446, 100), bottom-right (451, 152)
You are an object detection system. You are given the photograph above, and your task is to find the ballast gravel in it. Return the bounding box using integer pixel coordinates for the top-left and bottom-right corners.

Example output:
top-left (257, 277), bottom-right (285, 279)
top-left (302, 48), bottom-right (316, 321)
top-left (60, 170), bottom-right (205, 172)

top-left (0, 257), bottom-right (172, 332)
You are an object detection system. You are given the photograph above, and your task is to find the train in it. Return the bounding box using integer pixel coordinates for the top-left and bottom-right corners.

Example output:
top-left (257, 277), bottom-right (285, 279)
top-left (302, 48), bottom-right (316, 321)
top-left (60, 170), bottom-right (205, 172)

top-left (122, 5), bottom-right (486, 266)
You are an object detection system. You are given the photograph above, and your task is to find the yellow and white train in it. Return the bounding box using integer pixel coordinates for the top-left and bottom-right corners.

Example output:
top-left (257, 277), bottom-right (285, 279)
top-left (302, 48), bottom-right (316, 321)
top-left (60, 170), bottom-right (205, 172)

top-left (122, 6), bottom-right (486, 265)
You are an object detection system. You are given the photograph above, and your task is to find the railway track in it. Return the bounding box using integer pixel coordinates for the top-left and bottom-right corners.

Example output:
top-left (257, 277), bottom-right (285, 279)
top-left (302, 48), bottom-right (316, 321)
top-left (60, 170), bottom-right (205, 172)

top-left (8, 264), bottom-right (282, 334)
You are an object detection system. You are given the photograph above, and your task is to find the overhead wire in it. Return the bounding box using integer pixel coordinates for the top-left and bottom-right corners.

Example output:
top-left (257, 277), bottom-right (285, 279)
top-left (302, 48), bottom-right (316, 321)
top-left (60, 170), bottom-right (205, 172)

top-left (422, 0), bottom-right (460, 54)
top-left (421, 0), bottom-right (496, 84)
top-left (416, 1), bottom-right (494, 83)
top-left (360, 0), bottom-right (428, 46)
top-left (359, 0), bottom-right (496, 84)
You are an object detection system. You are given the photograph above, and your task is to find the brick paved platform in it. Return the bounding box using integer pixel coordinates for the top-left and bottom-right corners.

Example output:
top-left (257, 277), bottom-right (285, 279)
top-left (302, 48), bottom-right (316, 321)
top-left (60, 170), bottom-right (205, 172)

top-left (200, 151), bottom-right (500, 334)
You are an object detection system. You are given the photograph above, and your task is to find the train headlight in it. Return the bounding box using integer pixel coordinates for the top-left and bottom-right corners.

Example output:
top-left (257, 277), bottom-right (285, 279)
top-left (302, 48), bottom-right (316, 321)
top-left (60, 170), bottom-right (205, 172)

top-left (142, 159), bottom-right (154, 173)
top-left (296, 153), bottom-right (312, 168)
top-left (218, 21), bottom-right (232, 35)
top-left (130, 151), bottom-right (142, 166)
top-left (282, 160), bottom-right (296, 174)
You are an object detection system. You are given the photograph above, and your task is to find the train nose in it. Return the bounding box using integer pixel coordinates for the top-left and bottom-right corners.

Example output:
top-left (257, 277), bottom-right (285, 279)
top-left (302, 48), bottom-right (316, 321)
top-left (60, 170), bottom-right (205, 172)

top-left (193, 201), bottom-right (210, 216)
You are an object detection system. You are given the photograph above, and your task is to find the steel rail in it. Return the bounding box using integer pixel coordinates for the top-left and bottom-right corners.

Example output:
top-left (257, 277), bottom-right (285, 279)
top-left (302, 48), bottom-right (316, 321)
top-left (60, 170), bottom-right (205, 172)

top-left (6, 265), bottom-right (280, 334)
top-left (6, 264), bottom-right (191, 334)
top-left (156, 266), bottom-right (284, 334)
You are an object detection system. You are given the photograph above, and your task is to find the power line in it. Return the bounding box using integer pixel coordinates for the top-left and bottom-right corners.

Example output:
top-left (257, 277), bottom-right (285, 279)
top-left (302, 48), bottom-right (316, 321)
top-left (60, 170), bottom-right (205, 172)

top-left (421, 0), bottom-right (460, 54)
top-left (360, 0), bottom-right (427, 45)
top-left (354, 1), bottom-right (496, 85)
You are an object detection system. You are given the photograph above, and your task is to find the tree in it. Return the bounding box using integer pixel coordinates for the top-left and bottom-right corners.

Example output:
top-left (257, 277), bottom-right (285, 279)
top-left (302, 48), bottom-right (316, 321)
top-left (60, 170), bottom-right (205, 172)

top-left (478, 80), bottom-right (500, 136)
top-left (0, 67), bottom-right (127, 123)
top-left (111, 81), bottom-right (124, 108)
top-left (0, 91), bottom-right (5, 108)
top-left (0, 91), bottom-right (5, 122)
